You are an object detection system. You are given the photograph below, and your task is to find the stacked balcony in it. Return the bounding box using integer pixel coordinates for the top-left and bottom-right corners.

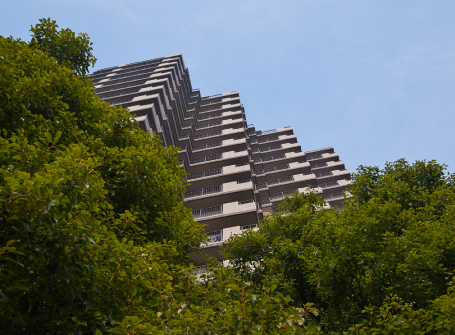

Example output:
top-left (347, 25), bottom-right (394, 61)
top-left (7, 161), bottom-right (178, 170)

top-left (89, 54), bottom-right (350, 265)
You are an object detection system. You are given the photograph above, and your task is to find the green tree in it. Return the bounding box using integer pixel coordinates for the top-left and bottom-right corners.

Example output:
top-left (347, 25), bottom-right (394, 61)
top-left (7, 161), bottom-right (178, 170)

top-left (0, 20), bottom-right (322, 334)
top-left (0, 20), bottom-right (203, 333)
top-left (29, 18), bottom-right (97, 75)
top-left (224, 159), bottom-right (455, 334)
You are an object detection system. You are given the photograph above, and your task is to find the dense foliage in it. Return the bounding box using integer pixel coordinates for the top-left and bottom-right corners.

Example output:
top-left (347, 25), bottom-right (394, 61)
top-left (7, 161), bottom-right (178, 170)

top-left (29, 18), bottom-right (97, 75)
top-left (0, 20), bottom-right (320, 334)
top-left (224, 160), bottom-right (455, 333)
top-left (2, 18), bottom-right (453, 335)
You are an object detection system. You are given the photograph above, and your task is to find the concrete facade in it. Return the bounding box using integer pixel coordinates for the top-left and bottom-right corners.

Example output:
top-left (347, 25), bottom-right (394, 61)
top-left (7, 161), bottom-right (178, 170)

top-left (89, 54), bottom-right (351, 265)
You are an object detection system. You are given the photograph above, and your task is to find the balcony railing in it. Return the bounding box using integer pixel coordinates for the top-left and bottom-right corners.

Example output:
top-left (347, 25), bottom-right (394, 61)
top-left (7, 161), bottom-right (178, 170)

top-left (260, 197), bottom-right (271, 205)
top-left (255, 176), bottom-right (295, 190)
top-left (97, 81), bottom-right (147, 94)
top-left (256, 129), bottom-right (276, 135)
top-left (201, 93), bottom-right (222, 100)
top-left (257, 136), bottom-right (279, 144)
top-left (270, 190), bottom-right (294, 201)
top-left (193, 141), bottom-right (222, 151)
top-left (255, 183), bottom-right (267, 190)
top-left (318, 181), bottom-right (339, 189)
top-left (195, 121), bottom-right (222, 130)
top-left (251, 153), bottom-right (286, 163)
top-left (190, 154), bottom-right (222, 164)
top-left (238, 199), bottom-right (254, 205)
top-left (251, 144), bottom-right (282, 153)
top-left (254, 164), bottom-right (289, 175)
top-left (200, 99), bottom-right (222, 106)
top-left (200, 106), bottom-right (222, 113)
top-left (259, 193), bottom-right (291, 206)
top-left (184, 185), bottom-right (223, 199)
top-left (192, 205), bottom-right (223, 219)
top-left (109, 98), bottom-right (132, 105)
top-left (198, 113), bottom-right (222, 121)
top-left (307, 154), bottom-right (323, 161)
top-left (187, 168), bottom-right (223, 180)
top-left (101, 89), bottom-right (139, 99)
top-left (315, 171), bottom-right (333, 178)
top-left (241, 224), bottom-right (258, 230)
top-left (268, 175), bottom-right (294, 185)
top-left (311, 162), bottom-right (328, 168)
top-left (194, 130), bottom-right (222, 139)
top-left (323, 192), bottom-right (344, 200)
top-left (205, 230), bottom-right (223, 243)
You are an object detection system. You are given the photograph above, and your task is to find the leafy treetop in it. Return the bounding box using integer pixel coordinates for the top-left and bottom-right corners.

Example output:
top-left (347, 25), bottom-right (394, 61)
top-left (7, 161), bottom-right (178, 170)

top-left (29, 18), bottom-right (96, 75)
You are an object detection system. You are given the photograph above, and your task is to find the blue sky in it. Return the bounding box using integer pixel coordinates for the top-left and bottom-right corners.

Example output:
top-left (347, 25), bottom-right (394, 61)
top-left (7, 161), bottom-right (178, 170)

top-left (2, 0), bottom-right (455, 173)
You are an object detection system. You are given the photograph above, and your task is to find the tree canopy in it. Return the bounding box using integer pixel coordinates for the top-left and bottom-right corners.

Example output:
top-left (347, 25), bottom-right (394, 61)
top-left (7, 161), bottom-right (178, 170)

top-left (0, 19), bottom-right (321, 334)
top-left (2, 18), bottom-right (454, 335)
top-left (29, 18), bottom-right (97, 75)
top-left (224, 159), bottom-right (455, 334)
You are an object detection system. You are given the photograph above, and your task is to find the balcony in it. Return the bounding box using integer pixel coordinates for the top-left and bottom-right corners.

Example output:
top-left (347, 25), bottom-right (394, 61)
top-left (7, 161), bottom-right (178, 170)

top-left (253, 161), bottom-right (310, 180)
top-left (192, 205), bottom-right (223, 219)
top-left (250, 134), bottom-right (297, 148)
top-left (254, 163), bottom-right (290, 175)
top-left (310, 160), bottom-right (346, 173)
top-left (306, 152), bottom-right (339, 165)
top-left (187, 167), bottom-right (223, 180)
top-left (186, 163), bottom-right (251, 187)
top-left (252, 136), bottom-right (278, 144)
top-left (251, 144), bottom-right (282, 153)
top-left (184, 180), bottom-right (254, 208)
top-left (304, 147), bottom-right (334, 156)
top-left (251, 153), bottom-right (285, 163)
top-left (251, 142), bottom-right (301, 158)
top-left (194, 130), bottom-right (222, 140)
top-left (190, 153), bottom-right (222, 165)
top-left (183, 185), bottom-right (223, 199)
top-left (205, 230), bottom-right (223, 243)
top-left (297, 179), bottom-right (351, 200)
top-left (318, 181), bottom-right (339, 189)
top-left (191, 138), bottom-right (246, 156)
top-left (315, 171), bottom-right (332, 178)
top-left (315, 169), bottom-right (350, 184)
top-left (195, 121), bottom-right (222, 130)
top-left (323, 190), bottom-right (352, 208)
top-left (256, 173), bottom-right (316, 198)
top-left (189, 150), bottom-right (248, 171)
top-left (260, 190), bottom-right (294, 205)
top-left (190, 224), bottom-right (259, 265)
top-left (255, 126), bottom-right (293, 137)
top-left (256, 129), bottom-right (276, 136)
top-left (255, 175), bottom-right (295, 190)
top-left (198, 113), bottom-right (222, 121)
top-left (192, 141), bottom-right (222, 151)
top-left (200, 99), bottom-right (222, 106)
top-left (192, 201), bottom-right (258, 233)
top-left (199, 102), bottom-right (242, 114)
top-left (324, 192), bottom-right (344, 201)
top-left (193, 127), bottom-right (245, 143)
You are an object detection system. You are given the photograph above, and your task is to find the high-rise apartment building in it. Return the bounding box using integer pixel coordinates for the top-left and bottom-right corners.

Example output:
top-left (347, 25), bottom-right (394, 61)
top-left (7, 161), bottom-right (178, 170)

top-left (89, 54), bottom-right (350, 264)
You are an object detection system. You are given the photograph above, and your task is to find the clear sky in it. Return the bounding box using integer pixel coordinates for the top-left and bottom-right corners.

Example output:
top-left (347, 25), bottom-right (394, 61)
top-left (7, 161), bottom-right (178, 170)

top-left (2, 0), bottom-right (455, 173)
